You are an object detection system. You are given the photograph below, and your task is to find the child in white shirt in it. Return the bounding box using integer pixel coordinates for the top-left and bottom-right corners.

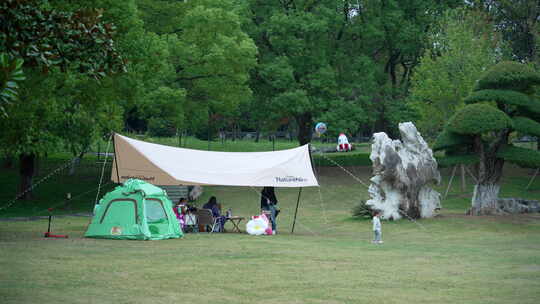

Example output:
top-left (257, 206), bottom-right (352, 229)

top-left (372, 211), bottom-right (383, 244)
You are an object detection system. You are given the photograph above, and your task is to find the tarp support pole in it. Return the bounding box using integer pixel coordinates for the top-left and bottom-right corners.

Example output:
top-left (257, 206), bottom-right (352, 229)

top-left (308, 143), bottom-right (319, 182)
top-left (291, 187), bottom-right (302, 234)
top-left (113, 132), bottom-right (121, 184)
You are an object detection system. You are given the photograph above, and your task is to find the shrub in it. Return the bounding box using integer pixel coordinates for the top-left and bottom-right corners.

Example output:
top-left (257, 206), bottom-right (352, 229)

top-left (513, 116), bottom-right (540, 137)
top-left (497, 145), bottom-right (540, 168)
top-left (465, 89), bottom-right (533, 108)
top-left (448, 103), bottom-right (512, 135)
top-left (475, 61), bottom-right (540, 91)
top-left (433, 130), bottom-right (473, 152)
top-left (351, 200), bottom-right (372, 218)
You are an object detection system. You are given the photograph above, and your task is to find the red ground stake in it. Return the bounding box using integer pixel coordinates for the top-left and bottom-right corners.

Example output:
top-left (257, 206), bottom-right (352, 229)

top-left (44, 232), bottom-right (68, 238)
top-left (43, 208), bottom-right (69, 238)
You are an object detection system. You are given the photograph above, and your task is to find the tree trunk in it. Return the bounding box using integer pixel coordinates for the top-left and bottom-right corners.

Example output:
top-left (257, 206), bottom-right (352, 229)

top-left (295, 112), bottom-right (312, 145)
top-left (469, 135), bottom-right (505, 215)
top-left (470, 184), bottom-right (500, 215)
top-left (19, 153), bottom-right (36, 200)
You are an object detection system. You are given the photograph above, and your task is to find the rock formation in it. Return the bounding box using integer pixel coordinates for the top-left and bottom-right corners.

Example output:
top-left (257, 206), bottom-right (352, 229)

top-left (485, 198), bottom-right (539, 214)
top-left (366, 122), bottom-right (441, 220)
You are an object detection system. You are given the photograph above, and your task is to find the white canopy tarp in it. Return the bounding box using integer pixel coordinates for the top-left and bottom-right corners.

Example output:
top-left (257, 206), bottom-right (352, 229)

top-left (111, 134), bottom-right (319, 187)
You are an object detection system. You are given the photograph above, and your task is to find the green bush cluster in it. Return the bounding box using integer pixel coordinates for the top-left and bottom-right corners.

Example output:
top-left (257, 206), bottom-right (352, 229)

top-left (448, 104), bottom-right (512, 135)
top-left (351, 200), bottom-right (373, 218)
top-left (475, 61), bottom-right (540, 92)
top-left (312, 150), bottom-right (465, 169)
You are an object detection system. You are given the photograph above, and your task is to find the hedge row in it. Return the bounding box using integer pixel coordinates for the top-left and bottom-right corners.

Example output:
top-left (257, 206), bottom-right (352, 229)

top-left (312, 151), bottom-right (475, 168)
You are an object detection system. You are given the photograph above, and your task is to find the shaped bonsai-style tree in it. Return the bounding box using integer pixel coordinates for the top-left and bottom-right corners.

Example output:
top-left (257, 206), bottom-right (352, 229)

top-left (434, 61), bottom-right (540, 215)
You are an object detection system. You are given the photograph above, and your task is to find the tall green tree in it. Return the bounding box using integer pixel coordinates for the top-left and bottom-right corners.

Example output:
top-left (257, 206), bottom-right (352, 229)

top-left (434, 61), bottom-right (540, 215)
top-left (408, 8), bottom-right (503, 139)
top-left (245, 0), bottom-right (377, 144)
top-left (245, 0), bottom-right (463, 144)
top-left (137, 0), bottom-right (257, 139)
top-left (0, 0), bottom-right (125, 198)
top-left (171, 0), bottom-right (257, 138)
top-left (471, 0), bottom-right (539, 64)
top-left (357, 0), bottom-right (463, 136)
top-left (144, 86), bottom-right (186, 137)
top-left (55, 0), bottom-right (179, 134)
top-left (53, 74), bottom-right (124, 174)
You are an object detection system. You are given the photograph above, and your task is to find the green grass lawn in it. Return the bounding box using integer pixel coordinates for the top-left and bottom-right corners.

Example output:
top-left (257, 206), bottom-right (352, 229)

top-left (1, 155), bottom-right (540, 303)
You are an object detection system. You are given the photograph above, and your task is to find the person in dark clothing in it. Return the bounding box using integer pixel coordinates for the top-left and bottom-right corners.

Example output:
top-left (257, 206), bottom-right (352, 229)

top-left (202, 196), bottom-right (226, 232)
top-left (186, 203), bottom-right (197, 213)
top-left (260, 187), bottom-right (279, 234)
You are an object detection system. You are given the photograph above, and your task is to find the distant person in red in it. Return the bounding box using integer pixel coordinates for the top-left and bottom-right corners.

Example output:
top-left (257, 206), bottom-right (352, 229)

top-left (337, 133), bottom-right (352, 152)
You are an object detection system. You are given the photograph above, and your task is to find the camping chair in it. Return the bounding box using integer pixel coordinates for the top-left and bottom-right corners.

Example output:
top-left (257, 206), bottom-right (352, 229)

top-left (184, 212), bottom-right (198, 233)
top-left (195, 209), bottom-right (220, 233)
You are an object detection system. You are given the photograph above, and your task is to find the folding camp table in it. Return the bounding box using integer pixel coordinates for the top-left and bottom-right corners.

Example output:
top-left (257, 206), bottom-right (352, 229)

top-left (226, 216), bottom-right (245, 233)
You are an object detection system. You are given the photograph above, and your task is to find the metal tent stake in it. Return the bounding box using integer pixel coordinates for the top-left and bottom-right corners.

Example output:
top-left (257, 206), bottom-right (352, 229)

top-left (46, 213), bottom-right (52, 235)
top-left (43, 209), bottom-right (68, 238)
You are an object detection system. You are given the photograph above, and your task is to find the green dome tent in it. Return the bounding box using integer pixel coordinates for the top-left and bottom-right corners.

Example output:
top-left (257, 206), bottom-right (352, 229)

top-left (85, 179), bottom-right (183, 240)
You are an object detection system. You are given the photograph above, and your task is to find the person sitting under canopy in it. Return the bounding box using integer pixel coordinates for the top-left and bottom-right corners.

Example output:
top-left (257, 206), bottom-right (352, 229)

top-left (202, 196), bottom-right (227, 232)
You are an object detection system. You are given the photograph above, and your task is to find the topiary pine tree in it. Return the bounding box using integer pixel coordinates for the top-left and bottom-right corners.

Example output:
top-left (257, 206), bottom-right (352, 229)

top-left (434, 61), bottom-right (540, 215)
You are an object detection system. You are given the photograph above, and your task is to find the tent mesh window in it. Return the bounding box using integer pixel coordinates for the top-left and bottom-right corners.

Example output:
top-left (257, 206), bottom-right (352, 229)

top-left (145, 199), bottom-right (168, 223)
top-left (100, 199), bottom-right (138, 224)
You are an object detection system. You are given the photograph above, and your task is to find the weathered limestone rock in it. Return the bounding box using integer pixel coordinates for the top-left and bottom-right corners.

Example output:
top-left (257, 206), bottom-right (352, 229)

top-left (496, 198), bottom-right (539, 214)
top-left (366, 122), bottom-right (441, 220)
top-left (467, 197), bottom-right (540, 215)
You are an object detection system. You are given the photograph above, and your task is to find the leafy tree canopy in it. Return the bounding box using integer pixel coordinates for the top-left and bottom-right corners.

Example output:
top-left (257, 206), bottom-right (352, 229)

top-left (0, 54), bottom-right (25, 116)
top-left (408, 8), bottom-right (502, 138)
top-left (0, 0), bottom-right (125, 77)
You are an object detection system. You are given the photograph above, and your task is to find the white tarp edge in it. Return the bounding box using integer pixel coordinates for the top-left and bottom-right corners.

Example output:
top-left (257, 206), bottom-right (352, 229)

top-left (111, 134), bottom-right (319, 187)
